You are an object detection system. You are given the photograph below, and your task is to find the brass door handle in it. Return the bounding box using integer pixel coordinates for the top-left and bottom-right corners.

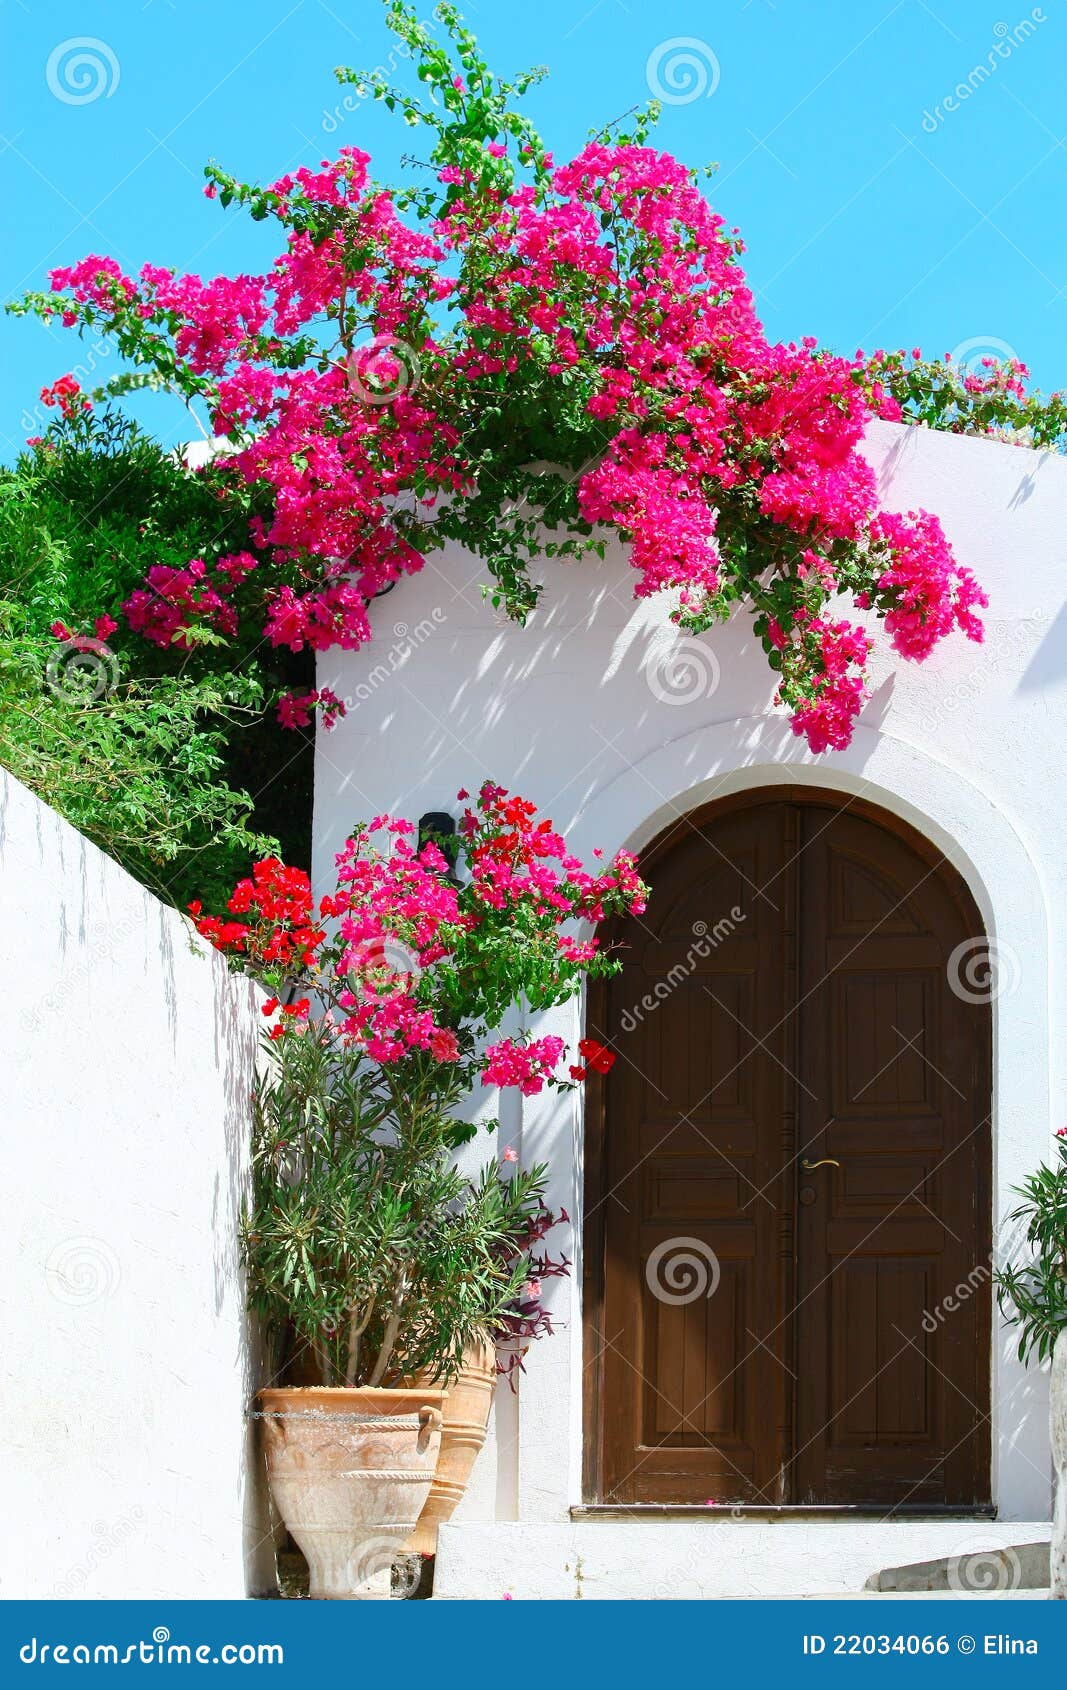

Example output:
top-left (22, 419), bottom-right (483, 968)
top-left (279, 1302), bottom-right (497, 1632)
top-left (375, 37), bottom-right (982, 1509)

top-left (800, 1157), bottom-right (840, 1171)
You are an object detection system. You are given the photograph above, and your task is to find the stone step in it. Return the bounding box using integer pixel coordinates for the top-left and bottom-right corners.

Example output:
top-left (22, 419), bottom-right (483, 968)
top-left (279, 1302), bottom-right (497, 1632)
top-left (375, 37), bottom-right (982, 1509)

top-left (434, 1520), bottom-right (1053, 1601)
top-left (666, 1590), bottom-right (1051, 1601)
top-left (869, 1541), bottom-right (1049, 1592)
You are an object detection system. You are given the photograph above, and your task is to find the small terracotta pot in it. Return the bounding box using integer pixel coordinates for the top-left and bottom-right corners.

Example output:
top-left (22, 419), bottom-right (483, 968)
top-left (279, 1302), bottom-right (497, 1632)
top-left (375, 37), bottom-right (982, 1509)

top-left (404, 1340), bottom-right (496, 1555)
top-left (258, 1386), bottom-right (444, 1599)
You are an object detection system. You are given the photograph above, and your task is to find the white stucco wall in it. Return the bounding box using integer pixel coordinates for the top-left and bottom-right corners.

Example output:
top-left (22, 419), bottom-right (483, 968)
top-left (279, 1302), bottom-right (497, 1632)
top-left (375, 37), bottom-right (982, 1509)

top-left (0, 770), bottom-right (271, 1599)
top-left (314, 419), bottom-right (1067, 1533)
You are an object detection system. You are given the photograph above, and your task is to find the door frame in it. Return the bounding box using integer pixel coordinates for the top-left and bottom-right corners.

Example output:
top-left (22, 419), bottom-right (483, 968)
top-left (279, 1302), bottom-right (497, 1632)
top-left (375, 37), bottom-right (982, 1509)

top-left (581, 784), bottom-right (993, 1507)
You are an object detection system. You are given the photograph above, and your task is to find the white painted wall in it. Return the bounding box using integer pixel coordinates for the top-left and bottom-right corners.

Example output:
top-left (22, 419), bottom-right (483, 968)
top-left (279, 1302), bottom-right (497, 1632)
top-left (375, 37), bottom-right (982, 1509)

top-left (0, 770), bottom-right (272, 1599)
top-left (315, 418), bottom-right (1067, 1541)
top-left (434, 1518), bottom-right (1052, 1600)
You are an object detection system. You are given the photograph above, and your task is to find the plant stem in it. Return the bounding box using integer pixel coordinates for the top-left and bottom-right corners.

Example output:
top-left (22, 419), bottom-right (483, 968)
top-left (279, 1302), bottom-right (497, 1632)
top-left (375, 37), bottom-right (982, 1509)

top-left (312, 1335), bottom-right (334, 1387)
top-left (343, 1299), bottom-right (374, 1387)
top-left (368, 1274), bottom-right (408, 1386)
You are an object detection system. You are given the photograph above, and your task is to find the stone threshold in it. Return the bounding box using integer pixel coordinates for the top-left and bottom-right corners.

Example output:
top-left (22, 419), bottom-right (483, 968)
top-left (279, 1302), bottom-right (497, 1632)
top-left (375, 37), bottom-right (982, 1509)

top-left (572, 1504), bottom-right (999, 1521)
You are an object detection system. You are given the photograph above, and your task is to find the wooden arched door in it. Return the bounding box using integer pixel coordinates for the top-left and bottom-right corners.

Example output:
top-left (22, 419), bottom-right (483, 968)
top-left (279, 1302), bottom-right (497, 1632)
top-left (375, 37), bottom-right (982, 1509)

top-left (584, 790), bottom-right (992, 1509)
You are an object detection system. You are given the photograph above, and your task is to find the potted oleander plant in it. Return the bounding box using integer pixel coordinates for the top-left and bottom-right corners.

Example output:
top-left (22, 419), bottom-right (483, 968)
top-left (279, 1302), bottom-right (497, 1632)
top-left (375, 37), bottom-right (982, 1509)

top-left (192, 780), bottom-right (646, 1597)
top-left (997, 1130), bottom-right (1067, 1600)
top-left (246, 1025), bottom-right (563, 1593)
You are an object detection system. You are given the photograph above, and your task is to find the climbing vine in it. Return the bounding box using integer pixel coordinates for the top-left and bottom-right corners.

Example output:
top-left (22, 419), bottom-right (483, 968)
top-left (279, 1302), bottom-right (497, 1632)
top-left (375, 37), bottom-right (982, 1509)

top-left (10, 1), bottom-right (1018, 754)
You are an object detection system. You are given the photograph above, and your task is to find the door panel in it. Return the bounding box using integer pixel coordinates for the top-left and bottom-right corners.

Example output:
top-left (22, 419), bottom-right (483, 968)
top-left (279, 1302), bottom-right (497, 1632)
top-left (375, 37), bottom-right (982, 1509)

top-left (587, 792), bottom-right (991, 1509)
top-left (792, 804), bottom-right (991, 1506)
top-left (595, 803), bottom-right (796, 1503)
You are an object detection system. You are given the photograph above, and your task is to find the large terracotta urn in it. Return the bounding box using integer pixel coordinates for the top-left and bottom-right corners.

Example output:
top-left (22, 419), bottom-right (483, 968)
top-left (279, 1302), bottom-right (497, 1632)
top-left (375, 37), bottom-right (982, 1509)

top-left (258, 1386), bottom-right (444, 1599)
top-left (1052, 1330), bottom-right (1066, 1600)
top-left (405, 1340), bottom-right (496, 1555)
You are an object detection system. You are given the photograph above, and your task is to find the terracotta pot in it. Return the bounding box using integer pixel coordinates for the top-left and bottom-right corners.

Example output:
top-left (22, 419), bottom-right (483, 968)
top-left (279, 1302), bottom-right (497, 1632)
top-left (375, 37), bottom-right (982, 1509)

top-left (258, 1386), bottom-right (444, 1599)
top-left (404, 1340), bottom-right (496, 1555)
top-left (1052, 1329), bottom-right (1066, 1600)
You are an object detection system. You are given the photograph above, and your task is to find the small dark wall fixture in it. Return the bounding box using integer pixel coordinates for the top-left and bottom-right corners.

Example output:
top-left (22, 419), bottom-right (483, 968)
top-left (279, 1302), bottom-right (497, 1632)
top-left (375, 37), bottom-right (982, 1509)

top-left (418, 810), bottom-right (461, 884)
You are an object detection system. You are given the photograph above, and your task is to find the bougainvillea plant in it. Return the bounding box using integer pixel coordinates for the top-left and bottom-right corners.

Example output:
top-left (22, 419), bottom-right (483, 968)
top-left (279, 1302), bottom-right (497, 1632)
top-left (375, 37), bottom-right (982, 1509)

top-left (13, 1), bottom-right (998, 753)
top-left (192, 778), bottom-right (646, 1085)
top-left (864, 349), bottom-right (1067, 453)
top-left (195, 779), bottom-right (645, 1383)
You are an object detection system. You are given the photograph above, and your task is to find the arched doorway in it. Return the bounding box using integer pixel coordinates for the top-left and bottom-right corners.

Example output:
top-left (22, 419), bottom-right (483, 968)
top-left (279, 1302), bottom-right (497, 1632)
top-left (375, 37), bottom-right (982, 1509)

top-left (583, 788), bottom-right (992, 1509)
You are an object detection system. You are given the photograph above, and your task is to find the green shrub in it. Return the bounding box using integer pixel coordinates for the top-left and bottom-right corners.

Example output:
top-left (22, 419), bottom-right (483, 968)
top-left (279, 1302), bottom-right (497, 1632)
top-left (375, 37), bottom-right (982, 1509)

top-left (245, 1026), bottom-right (559, 1387)
top-left (0, 611), bottom-right (277, 910)
top-left (0, 407), bottom-right (314, 902)
top-left (997, 1136), bottom-right (1067, 1364)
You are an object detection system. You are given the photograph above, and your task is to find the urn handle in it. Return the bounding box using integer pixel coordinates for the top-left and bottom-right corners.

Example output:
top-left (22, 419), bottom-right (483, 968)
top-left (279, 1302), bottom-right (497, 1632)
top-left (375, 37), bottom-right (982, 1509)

top-left (417, 1404), bottom-right (442, 1452)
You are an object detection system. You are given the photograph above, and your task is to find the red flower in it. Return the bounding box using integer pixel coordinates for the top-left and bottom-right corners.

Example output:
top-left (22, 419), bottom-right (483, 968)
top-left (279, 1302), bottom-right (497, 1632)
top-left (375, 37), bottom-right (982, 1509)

top-left (185, 790), bottom-right (646, 1078)
top-left (577, 1038), bottom-right (615, 1074)
top-left (40, 375), bottom-right (90, 418)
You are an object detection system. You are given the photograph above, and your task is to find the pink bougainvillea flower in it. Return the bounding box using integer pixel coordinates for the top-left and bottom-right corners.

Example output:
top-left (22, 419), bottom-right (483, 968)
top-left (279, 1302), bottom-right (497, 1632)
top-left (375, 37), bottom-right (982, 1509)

top-left (190, 783), bottom-right (648, 1087)
top-left (31, 15), bottom-right (990, 755)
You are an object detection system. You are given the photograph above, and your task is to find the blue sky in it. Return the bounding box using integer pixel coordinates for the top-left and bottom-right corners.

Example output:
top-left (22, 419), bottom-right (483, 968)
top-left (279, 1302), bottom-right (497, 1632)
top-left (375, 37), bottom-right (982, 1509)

top-left (3, 0), bottom-right (1065, 459)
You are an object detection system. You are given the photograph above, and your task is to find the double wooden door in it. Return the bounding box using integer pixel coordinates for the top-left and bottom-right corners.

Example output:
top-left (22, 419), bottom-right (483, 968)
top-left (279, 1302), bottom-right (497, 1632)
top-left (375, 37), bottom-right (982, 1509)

top-left (586, 792), bottom-right (991, 1508)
